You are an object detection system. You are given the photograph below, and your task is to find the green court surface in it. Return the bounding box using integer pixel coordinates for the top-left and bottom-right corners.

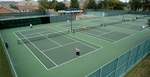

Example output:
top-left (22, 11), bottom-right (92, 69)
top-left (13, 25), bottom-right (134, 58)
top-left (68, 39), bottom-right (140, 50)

top-left (110, 19), bottom-right (148, 31)
top-left (14, 27), bottom-right (101, 70)
top-left (0, 14), bottom-right (150, 77)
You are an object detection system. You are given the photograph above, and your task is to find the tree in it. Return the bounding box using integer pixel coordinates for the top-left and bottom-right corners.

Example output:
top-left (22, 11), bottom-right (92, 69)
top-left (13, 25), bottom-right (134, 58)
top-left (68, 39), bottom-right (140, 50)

top-left (84, 0), bottom-right (88, 9)
top-left (70, 0), bottom-right (79, 8)
top-left (55, 2), bottom-right (66, 11)
top-left (114, 1), bottom-right (124, 10)
top-left (101, 4), bottom-right (106, 9)
top-left (142, 0), bottom-right (150, 11)
top-left (38, 0), bottom-right (48, 8)
top-left (97, 1), bottom-right (104, 9)
top-left (51, 0), bottom-right (58, 9)
top-left (34, 5), bottom-right (45, 11)
top-left (87, 0), bottom-right (96, 9)
top-left (129, 0), bottom-right (142, 11)
top-left (147, 19), bottom-right (150, 29)
top-left (127, 4), bottom-right (130, 10)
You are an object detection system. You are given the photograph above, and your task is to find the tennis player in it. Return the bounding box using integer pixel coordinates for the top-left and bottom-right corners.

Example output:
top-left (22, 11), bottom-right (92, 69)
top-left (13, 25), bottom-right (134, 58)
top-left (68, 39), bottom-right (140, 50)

top-left (73, 28), bottom-right (75, 33)
top-left (132, 18), bottom-right (134, 21)
top-left (134, 17), bottom-right (136, 20)
top-left (83, 25), bottom-right (86, 31)
top-left (76, 46), bottom-right (80, 57)
top-left (67, 20), bottom-right (69, 24)
top-left (130, 18), bottom-right (132, 22)
top-left (145, 14), bottom-right (148, 17)
top-left (30, 23), bottom-right (32, 28)
top-left (124, 19), bottom-right (126, 22)
top-left (117, 16), bottom-right (118, 19)
top-left (142, 25), bottom-right (145, 30)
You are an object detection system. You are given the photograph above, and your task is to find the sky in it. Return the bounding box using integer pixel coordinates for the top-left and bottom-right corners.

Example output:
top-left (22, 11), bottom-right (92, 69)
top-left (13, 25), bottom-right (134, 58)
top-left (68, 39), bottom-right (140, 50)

top-left (0, 0), bottom-right (129, 2)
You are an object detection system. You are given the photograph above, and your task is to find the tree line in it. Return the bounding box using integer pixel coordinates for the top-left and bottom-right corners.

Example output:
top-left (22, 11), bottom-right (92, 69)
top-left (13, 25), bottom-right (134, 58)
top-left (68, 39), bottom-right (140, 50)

top-left (35, 0), bottom-right (150, 12)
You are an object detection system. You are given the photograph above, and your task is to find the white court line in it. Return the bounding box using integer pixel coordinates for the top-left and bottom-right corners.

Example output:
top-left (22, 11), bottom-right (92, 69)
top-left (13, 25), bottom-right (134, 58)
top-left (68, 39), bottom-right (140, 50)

top-left (47, 29), bottom-right (98, 49)
top-left (19, 34), bottom-right (46, 40)
top-left (63, 35), bottom-right (98, 49)
top-left (38, 32), bottom-right (62, 46)
top-left (18, 27), bottom-right (52, 36)
top-left (89, 28), bottom-right (107, 33)
top-left (19, 27), bottom-right (46, 32)
top-left (47, 48), bottom-right (102, 70)
top-left (43, 41), bottom-right (77, 52)
top-left (57, 23), bottom-right (115, 43)
top-left (113, 33), bottom-right (135, 43)
top-left (18, 31), bottom-right (58, 66)
top-left (124, 25), bottom-right (135, 28)
top-left (81, 31), bottom-right (116, 42)
top-left (51, 26), bottom-right (105, 46)
top-left (111, 24), bottom-right (142, 32)
top-left (113, 30), bottom-right (133, 35)
top-left (13, 32), bottom-right (49, 70)
top-left (22, 30), bottom-right (50, 36)
top-left (43, 28), bottom-right (103, 70)
top-left (98, 30), bottom-right (114, 36)
top-left (124, 24), bottom-right (148, 32)
top-left (75, 32), bottom-right (114, 43)
top-left (44, 27), bottom-right (53, 31)
top-left (140, 28), bottom-right (149, 32)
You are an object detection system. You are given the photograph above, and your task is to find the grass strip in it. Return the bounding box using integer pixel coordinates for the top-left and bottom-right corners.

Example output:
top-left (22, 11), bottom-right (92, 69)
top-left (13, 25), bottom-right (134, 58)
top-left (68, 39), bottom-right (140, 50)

top-left (0, 39), bottom-right (13, 77)
top-left (125, 53), bottom-right (150, 77)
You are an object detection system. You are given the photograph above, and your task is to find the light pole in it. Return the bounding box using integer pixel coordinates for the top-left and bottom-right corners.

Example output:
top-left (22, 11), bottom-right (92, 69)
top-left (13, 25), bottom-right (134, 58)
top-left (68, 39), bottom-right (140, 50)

top-left (122, 0), bottom-right (127, 22)
top-left (71, 0), bottom-right (72, 33)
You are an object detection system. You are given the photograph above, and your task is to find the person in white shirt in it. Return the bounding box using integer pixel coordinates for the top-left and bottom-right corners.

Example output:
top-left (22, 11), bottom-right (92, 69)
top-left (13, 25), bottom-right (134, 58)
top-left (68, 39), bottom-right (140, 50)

top-left (76, 46), bottom-right (81, 57)
top-left (142, 25), bottom-right (145, 30)
top-left (67, 20), bottom-right (69, 24)
top-left (30, 23), bottom-right (32, 28)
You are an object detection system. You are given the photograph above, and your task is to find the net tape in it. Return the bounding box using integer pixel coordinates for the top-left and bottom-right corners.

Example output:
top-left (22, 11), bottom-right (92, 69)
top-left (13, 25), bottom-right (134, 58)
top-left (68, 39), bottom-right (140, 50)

top-left (17, 30), bottom-right (69, 44)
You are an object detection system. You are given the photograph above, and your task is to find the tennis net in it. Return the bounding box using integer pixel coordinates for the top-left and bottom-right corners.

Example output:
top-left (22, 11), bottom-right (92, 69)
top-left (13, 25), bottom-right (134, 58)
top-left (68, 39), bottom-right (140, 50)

top-left (17, 30), bottom-right (69, 44)
top-left (106, 21), bottom-right (122, 25)
top-left (75, 25), bottom-right (101, 32)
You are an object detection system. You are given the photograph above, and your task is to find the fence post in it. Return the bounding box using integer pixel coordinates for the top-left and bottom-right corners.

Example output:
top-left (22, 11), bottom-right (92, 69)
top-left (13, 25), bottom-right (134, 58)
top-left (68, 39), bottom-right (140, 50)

top-left (115, 57), bottom-right (119, 77)
top-left (100, 67), bottom-right (102, 77)
top-left (135, 45), bottom-right (141, 63)
top-left (125, 50), bottom-right (132, 72)
top-left (142, 40), bottom-right (148, 57)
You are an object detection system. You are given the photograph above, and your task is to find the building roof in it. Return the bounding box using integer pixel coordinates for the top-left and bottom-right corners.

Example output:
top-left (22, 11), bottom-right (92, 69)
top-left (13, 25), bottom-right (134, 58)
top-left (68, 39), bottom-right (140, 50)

top-left (0, 1), bottom-right (18, 5)
top-left (0, 5), bottom-right (19, 12)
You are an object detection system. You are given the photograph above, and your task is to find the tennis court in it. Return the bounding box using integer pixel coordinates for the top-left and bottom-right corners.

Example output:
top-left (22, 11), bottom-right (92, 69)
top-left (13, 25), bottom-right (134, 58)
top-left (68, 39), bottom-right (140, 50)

top-left (1, 13), bottom-right (150, 77)
top-left (58, 23), bottom-right (134, 43)
top-left (110, 18), bottom-right (149, 31)
top-left (85, 17), bottom-right (122, 24)
top-left (14, 27), bottom-right (101, 70)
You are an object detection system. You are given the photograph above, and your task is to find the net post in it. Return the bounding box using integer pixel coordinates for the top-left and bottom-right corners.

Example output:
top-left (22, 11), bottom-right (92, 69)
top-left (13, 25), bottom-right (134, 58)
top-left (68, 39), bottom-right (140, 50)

top-left (68, 29), bottom-right (70, 34)
top-left (46, 34), bottom-right (48, 38)
top-left (17, 40), bottom-right (19, 45)
top-left (101, 24), bottom-right (103, 27)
